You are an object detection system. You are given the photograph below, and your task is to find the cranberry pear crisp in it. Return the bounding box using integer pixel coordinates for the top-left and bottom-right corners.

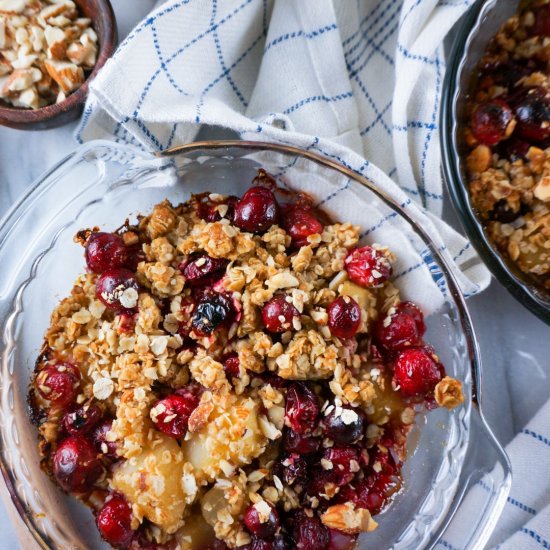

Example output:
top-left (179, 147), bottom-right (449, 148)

top-left (30, 170), bottom-right (464, 550)
top-left (465, 0), bottom-right (550, 288)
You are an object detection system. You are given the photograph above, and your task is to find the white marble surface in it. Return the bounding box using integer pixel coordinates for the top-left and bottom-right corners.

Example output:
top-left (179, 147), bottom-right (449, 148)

top-left (0, 1), bottom-right (549, 548)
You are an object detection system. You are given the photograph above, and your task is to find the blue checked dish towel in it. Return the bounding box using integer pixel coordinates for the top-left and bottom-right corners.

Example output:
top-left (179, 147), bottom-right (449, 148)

top-left (77, 0), bottom-right (550, 548)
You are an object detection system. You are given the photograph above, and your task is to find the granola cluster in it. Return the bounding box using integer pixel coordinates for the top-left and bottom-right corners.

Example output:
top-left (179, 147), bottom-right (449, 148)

top-left (465, 0), bottom-right (550, 288)
top-left (31, 172), bottom-right (464, 550)
top-left (0, 0), bottom-right (98, 109)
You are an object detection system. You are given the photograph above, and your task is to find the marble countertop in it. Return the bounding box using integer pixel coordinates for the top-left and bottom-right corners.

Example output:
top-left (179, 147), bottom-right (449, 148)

top-left (0, 1), bottom-right (548, 548)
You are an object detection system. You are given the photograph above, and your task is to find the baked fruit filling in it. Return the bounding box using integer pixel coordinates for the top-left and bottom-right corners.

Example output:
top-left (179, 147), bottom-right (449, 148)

top-left (30, 169), bottom-right (464, 550)
top-left (465, 0), bottom-right (550, 288)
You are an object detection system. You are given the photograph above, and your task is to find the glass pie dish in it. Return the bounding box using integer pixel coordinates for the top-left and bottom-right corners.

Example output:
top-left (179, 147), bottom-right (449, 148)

top-left (0, 140), bottom-right (510, 549)
top-left (441, 0), bottom-right (550, 325)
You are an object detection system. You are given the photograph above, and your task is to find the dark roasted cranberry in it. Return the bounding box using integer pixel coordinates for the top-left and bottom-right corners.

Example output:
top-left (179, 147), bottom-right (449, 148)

top-left (97, 493), bottom-right (134, 548)
top-left (180, 252), bottom-right (228, 286)
top-left (151, 392), bottom-right (199, 438)
top-left (327, 530), bottom-right (357, 550)
top-left (223, 352), bottom-right (240, 379)
top-left (327, 296), bottom-right (361, 339)
top-left (35, 362), bottom-right (81, 407)
top-left (489, 199), bottom-right (523, 223)
top-left (242, 537), bottom-right (289, 550)
top-left (491, 61), bottom-right (532, 89)
top-left (63, 403), bottom-right (102, 435)
top-left (393, 347), bottom-right (443, 397)
top-left (512, 86), bottom-right (550, 141)
top-left (53, 435), bottom-right (102, 492)
top-left (282, 207), bottom-right (323, 248)
top-left (498, 136), bottom-right (531, 161)
top-left (244, 501), bottom-right (280, 538)
top-left (233, 186), bottom-right (280, 233)
top-left (344, 246), bottom-right (392, 287)
top-left (85, 232), bottom-right (129, 274)
top-left (292, 514), bottom-right (329, 550)
top-left (273, 453), bottom-right (309, 487)
top-left (374, 306), bottom-right (422, 351)
top-left (306, 469), bottom-right (338, 502)
top-left (470, 99), bottom-right (514, 145)
top-left (191, 291), bottom-right (235, 336)
top-left (532, 4), bottom-right (550, 36)
top-left (198, 195), bottom-right (239, 222)
top-left (285, 383), bottom-right (320, 434)
top-left (262, 295), bottom-right (300, 333)
top-left (92, 419), bottom-right (118, 458)
top-left (321, 446), bottom-right (360, 486)
top-left (96, 268), bottom-right (139, 311)
top-left (283, 428), bottom-right (321, 454)
top-left (323, 406), bottom-right (364, 445)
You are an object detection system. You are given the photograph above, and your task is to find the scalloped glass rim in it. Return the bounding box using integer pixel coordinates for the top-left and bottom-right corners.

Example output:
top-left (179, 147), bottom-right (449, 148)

top-left (0, 140), bottom-right (510, 549)
top-left (440, 0), bottom-right (550, 325)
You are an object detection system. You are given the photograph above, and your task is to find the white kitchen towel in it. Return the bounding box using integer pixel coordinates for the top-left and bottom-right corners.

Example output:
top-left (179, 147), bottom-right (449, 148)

top-left (76, 0), bottom-right (491, 301)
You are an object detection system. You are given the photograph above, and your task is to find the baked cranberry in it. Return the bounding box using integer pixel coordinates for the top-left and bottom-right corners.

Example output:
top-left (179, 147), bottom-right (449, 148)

top-left (321, 446), bottom-right (360, 486)
top-left (283, 428), bottom-right (321, 454)
top-left (491, 61), bottom-right (532, 89)
top-left (393, 347), bottom-right (443, 397)
top-left (151, 393), bottom-right (199, 438)
top-left (63, 403), bottom-right (102, 435)
top-left (470, 99), bottom-right (514, 145)
top-left (513, 87), bottom-right (550, 141)
top-left (96, 268), bottom-right (139, 311)
top-left (285, 383), bottom-right (320, 434)
top-left (327, 296), bottom-right (361, 339)
top-left (242, 537), bottom-right (288, 550)
top-left (306, 469), bottom-right (338, 502)
top-left (489, 199), bottom-right (523, 223)
top-left (233, 186), bottom-right (280, 233)
top-left (116, 312), bottom-right (137, 334)
top-left (53, 435), bottom-right (102, 492)
top-left (97, 493), bottom-right (134, 548)
top-left (92, 419), bottom-right (118, 458)
top-left (498, 136), bottom-right (531, 161)
top-left (327, 530), bottom-right (356, 550)
top-left (191, 291), bottom-right (235, 336)
top-left (344, 246), bottom-right (392, 287)
top-left (532, 4), bottom-right (550, 36)
top-left (180, 252), bottom-right (228, 286)
top-left (35, 362), bottom-right (80, 407)
top-left (198, 195), bottom-right (239, 222)
top-left (396, 301), bottom-right (425, 335)
top-left (85, 232), bottom-right (129, 274)
top-left (292, 514), bottom-right (329, 550)
top-left (262, 295), bottom-right (300, 333)
top-left (323, 406), bottom-right (364, 445)
top-left (244, 501), bottom-right (280, 538)
top-left (374, 303), bottom-right (424, 351)
top-left (223, 352), bottom-right (240, 379)
top-left (273, 453), bottom-right (308, 487)
top-left (282, 207), bottom-right (323, 247)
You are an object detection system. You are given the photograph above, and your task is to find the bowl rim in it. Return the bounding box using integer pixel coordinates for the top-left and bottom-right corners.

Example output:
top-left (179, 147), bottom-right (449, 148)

top-left (0, 0), bottom-right (117, 126)
top-left (440, 0), bottom-right (550, 326)
top-left (0, 138), bottom-right (511, 548)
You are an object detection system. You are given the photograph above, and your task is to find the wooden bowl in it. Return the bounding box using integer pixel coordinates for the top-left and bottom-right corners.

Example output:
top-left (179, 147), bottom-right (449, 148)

top-left (0, 0), bottom-right (117, 130)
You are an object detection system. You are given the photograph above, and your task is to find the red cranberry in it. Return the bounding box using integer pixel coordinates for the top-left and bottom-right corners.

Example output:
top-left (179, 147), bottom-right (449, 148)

top-left (96, 268), bottom-right (139, 311)
top-left (35, 362), bottom-right (80, 407)
top-left (285, 383), bottom-right (320, 434)
top-left (233, 186), bottom-right (280, 233)
top-left (532, 4), bottom-right (550, 36)
top-left (180, 252), bottom-right (228, 286)
top-left (470, 99), bottom-right (514, 145)
top-left (191, 291), bottom-right (235, 336)
top-left (283, 428), bottom-right (321, 454)
top-left (396, 301), bottom-right (425, 335)
top-left (321, 446), bottom-right (360, 486)
top-left (327, 296), bottom-right (361, 339)
top-left (512, 87), bottom-right (550, 141)
top-left (223, 352), bottom-right (240, 379)
top-left (244, 502), bottom-right (280, 539)
top-left (262, 295), bottom-right (300, 333)
top-left (53, 435), bottom-right (102, 492)
top-left (344, 246), bottom-right (392, 287)
top-left (327, 530), bottom-right (356, 550)
top-left (323, 406), bottom-right (364, 445)
top-left (63, 403), bottom-right (102, 435)
top-left (92, 419), bottom-right (118, 458)
top-left (292, 514), bottom-right (329, 550)
top-left (97, 493), bottom-right (134, 548)
top-left (151, 393), bottom-right (199, 438)
top-left (282, 207), bottom-right (323, 247)
top-left (85, 232), bottom-right (129, 274)
top-left (306, 469), bottom-right (338, 502)
top-left (273, 453), bottom-right (309, 487)
top-left (374, 304), bottom-right (423, 351)
top-left (393, 347), bottom-right (443, 397)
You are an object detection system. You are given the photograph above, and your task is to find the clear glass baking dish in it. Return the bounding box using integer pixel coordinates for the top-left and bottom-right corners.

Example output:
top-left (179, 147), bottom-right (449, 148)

top-left (0, 140), bottom-right (510, 549)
